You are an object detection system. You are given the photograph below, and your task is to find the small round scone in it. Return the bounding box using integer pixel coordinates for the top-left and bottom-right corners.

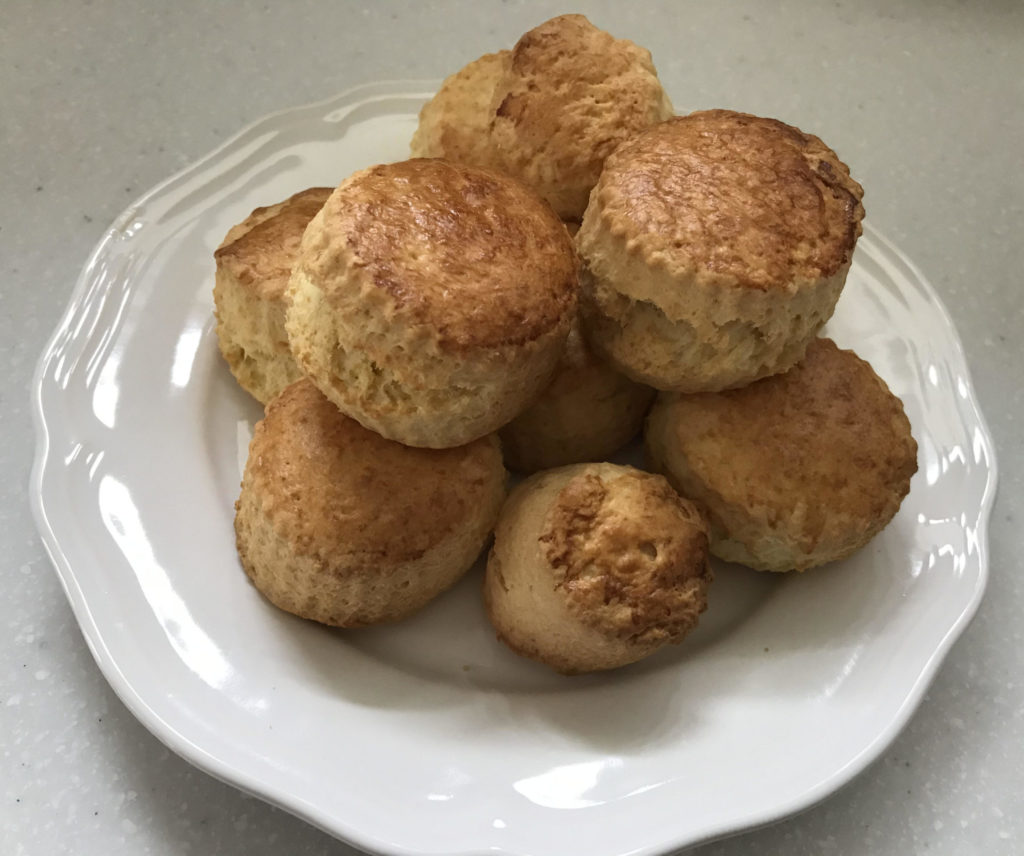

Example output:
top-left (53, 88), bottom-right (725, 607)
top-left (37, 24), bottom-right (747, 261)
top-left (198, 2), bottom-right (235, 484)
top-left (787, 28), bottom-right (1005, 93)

top-left (213, 187), bottom-right (332, 404)
top-left (286, 159), bottom-right (578, 449)
top-left (578, 110), bottom-right (865, 392)
top-left (410, 50), bottom-right (511, 169)
top-left (499, 319), bottom-right (655, 473)
top-left (235, 379), bottom-right (507, 627)
top-left (644, 338), bottom-right (918, 572)
top-left (409, 14), bottom-right (673, 222)
top-left (483, 463), bottom-right (713, 674)
top-left (488, 14), bottom-right (674, 220)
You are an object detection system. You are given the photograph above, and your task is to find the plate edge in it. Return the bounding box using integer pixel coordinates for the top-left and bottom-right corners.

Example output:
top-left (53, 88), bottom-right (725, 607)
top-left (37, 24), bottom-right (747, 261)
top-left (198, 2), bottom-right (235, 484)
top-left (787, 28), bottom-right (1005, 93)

top-left (27, 87), bottom-right (1001, 856)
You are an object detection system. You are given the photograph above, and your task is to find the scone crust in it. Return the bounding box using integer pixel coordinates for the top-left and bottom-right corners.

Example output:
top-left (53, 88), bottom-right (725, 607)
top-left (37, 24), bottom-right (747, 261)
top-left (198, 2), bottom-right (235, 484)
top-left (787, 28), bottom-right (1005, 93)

top-left (244, 379), bottom-right (503, 562)
top-left (484, 463), bottom-right (712, 674)
top-left (298, 159), bottom-right (577, 352)
top-left (578, 111), bottom-right (864, 392)
top-left (539, 468), bottom-right (711, 644)
top-left (410, 50), bottom-right (511, 168)
top-left (286, 160), bottom-right (578, 447)
top-left (499, 319), bottom-right (654, 472)
top-left (645, 339), bottom-right (918, 571)
top-left (235, 379), bottom-right (507, 626)
top-left (213, 187), bottom-right (332, 403)
top-left (215, 187), bottom-right (333, 301)
top-left (489, 14), bottom-right (674, 220)
top-left (590, 110), bottom-right (864, 291)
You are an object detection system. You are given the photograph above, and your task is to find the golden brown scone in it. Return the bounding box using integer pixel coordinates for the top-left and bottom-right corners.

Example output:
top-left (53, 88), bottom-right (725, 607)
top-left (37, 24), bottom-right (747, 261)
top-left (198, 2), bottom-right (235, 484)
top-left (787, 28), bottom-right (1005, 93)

top-left (491, 14), bottom-right (675, 221)
top-left (578, 110), bottom-right (865, 392)
top-left (484, 463), bottom-right (713, 674)
top-left (410, 50), bottom-right (510, 168)
top-left (286, 159), bottom-right (578, 449)
top-left (213, 187), bottom-right (332, 404)
top-left (489, 14), bottom-right (674, 220)
top-left (499, 318), bottom-right (655, 473)
top-left (645, 339), bottom-right (918, 572)
top-left (235, 379), bottom-right (507, 627)
top-left (410, 14), bottom-right (673, 221)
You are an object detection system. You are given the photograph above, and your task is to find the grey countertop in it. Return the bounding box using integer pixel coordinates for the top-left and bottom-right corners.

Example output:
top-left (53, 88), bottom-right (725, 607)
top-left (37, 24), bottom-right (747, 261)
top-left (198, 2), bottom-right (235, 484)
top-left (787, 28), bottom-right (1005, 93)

top-left (3, 1), bottom-right (1021, 853)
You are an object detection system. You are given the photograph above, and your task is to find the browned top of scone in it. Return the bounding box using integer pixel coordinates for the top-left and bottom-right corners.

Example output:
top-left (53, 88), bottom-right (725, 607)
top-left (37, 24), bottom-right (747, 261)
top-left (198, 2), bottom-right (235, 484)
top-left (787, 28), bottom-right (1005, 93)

top-left (215, 187), bottom-right (332, 300)
top-left (538, 465), bottom-right (712, 644)
top-left (246, 378), bottom-right (504, 564)
top-left (297, 159), bottom-right (578, 350)
top-left (592, 110), bottom-right (865, 289)
top-left (658, 338), bottom-right (918, 541)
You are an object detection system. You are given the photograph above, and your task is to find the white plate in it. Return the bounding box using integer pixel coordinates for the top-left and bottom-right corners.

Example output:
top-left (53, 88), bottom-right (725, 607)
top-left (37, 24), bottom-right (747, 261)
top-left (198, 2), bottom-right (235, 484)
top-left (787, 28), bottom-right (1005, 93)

top-left (31, 81), bottom-right (998, 856)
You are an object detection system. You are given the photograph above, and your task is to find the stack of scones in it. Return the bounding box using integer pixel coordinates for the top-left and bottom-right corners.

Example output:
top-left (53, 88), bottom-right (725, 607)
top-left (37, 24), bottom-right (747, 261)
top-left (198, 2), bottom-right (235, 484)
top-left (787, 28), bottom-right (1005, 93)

top-left (215, 14), bottom-right (917, 675)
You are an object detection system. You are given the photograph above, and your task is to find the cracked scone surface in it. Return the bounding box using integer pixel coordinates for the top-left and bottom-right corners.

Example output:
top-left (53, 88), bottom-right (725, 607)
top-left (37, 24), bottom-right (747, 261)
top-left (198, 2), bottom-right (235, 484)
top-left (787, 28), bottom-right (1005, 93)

top-left (235, 378), bottom-right (506, 627)
top-left (499, 318), bottom-right (654, 473)
top-left (483, 462), bottom-right (712, 674)
top-left (645, 338), bottom-right (918, 572)
top-left (213, 187), bottom-right (332, 404)
top-left (286, 158), bottom-right (578, 449)
top-left (578, 110), bottom-right (865, 392)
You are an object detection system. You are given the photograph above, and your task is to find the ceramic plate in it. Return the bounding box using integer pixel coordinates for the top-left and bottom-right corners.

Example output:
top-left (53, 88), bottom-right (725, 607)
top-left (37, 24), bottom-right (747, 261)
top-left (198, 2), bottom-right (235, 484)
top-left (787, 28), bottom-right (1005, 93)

top-left (30, 81), bottom-right (997, 856)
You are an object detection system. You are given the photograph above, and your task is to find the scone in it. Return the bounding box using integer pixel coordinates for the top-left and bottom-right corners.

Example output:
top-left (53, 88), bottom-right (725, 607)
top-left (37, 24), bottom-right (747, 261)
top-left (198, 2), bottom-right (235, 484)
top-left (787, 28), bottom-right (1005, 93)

top-left (410, 50), bottom-right (510, 170)
top-left (499, 318), bottom-right (655, 473)
top-left (645, 338), bottom-right (918, 572)
top-left (483, 463), bottom-right (713, 674)
top-left (235, 378), bottom-right (506, 627)
top-left (578, 110), bottom-right (865, 392)
top-left (213, 187), bottom-right (332, 404)
top-left (286, 159), bottom-right (578, 449)
top-left (411, 14), bottom-right (673, 221)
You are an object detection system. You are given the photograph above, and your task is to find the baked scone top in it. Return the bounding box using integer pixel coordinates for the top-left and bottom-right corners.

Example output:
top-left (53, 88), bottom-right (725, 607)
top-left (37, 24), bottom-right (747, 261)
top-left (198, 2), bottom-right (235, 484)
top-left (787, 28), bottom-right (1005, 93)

top-left (538, 466), bottom-right (711, 644)
top-left (215, 187), bottom-right (332, 300)
top-left (591, 110), bottom-right (865, 290)
top-left (298, 159), bottom-right (578, 351)
top-left (247, 379), bottom-right (504, 564)
top-left (490, 14), bottom-right (673, 219)
top-left (655, 338), bottom-right (917, 546)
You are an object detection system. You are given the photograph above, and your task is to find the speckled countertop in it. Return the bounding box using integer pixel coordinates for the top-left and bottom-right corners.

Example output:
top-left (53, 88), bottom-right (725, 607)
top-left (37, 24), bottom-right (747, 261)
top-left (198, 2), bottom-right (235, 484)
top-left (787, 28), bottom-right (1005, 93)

top-left (3, 1), bottom-right (1021, 853)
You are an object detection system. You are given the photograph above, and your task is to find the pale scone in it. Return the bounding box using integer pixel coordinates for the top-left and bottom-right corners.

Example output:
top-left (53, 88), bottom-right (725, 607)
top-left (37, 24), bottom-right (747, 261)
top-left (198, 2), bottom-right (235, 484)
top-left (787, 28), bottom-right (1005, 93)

top-left (578, 110), bottom-right (865, 392)
top-left (484, 463), bottom-right (713, 674)
top-left (286, 159), bottom-right (578, 449)
top-left (235, 379), bottom-right (506, 627)
top-left (411, 14), bottom-right (673, 222)
top-left (645, 338), bottom-right (918, 572)
top-left (410, 50), bottom-right (510, 169)
top-left (499, 319), bottom-right (655, 473)
top-left (213, 187), bottom-right (332, 404)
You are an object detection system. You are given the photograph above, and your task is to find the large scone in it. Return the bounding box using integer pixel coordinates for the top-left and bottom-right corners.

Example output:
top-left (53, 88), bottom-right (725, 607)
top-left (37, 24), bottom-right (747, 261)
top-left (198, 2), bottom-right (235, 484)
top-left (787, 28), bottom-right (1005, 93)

top-left (235, 378), bottom-right (506, 627)
top-left (499, 318), bottom-right (654, 473)
top-left (484, 463), bottom-right (713, 674)
top-left (213, 187), bottom-right (332, 404)
top-left (578, 110), bottom-right (865, 392)
top-left (286, 159), bottom-right (578, 449)
top-left (411, 14), bottom-right (673, 221)
top-left (645, 338), bottom-right (918, 572)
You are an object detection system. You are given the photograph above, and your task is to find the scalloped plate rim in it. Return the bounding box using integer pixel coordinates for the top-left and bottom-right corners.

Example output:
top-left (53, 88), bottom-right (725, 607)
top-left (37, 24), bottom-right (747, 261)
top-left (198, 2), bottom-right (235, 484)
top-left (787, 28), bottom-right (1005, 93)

top-left (29, 80), bottom-right (998, 856)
